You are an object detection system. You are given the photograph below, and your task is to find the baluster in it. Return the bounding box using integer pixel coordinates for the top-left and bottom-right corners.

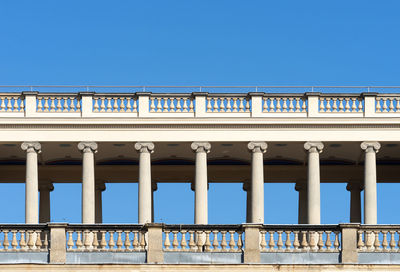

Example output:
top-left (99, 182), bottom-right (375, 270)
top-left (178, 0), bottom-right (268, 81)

top-left (67, 231), bottom-right (74, 250)
top-left (226, 98), bottom-right (232, 112)
top-left (43, 97), bottom-right (50, 112)
top-left (2, 230), bottom-right (9, 251)
top-left (245, 98), bottom-right (250, 112)
top-left (180, 230), bottom-right (187, 251)
top-left (206, 98), bottom-right (212, 112)
top-left (49, 97), bottom-right (56, 112)
top-left (123, 231), bottom-right (131, 251)
top-left (83, 230), bottom-right (91, 250)
top-left (5, 97), bottom-right (11, 112)
top-left (325, 231), bottom-right (332, 251)
top-left (326, 98), bottom-right (331, 112)
top-left (189, 98), bottom-right (194, 112)
top-left (382, 230), bottom-right (389, 252)
top-left (239, 98), bottom-right (245, 112)
top-left (389, 231), bottom-right (396, 252)
top-left (365, 231), bottom-right (373, 251)
top-left (176, 98), bottom-right (182, 112)
top-left (332, 98), bottom-right (338, 112)
top-left (116, 230), bottom-right (123, 251)
top-left (43, 231), bottom-right (49, 250)
top-left (284, 231), bottom-right (292, 252)
top-left (287, 98), bottom-right (294, 112)
top-left (149, 98), bottom-right (156, 112)
top-left (156, 98), bottom-right (162, 112)
top-left (220, 231), bottom-right (227, 252)
top-left (62, 97), bottom-right (69, 112)
top-left (232, 98), bottom-right (238, 112)
top-left (281, 98), bottom-right (288, 112)
top-left (268, 231), bottom-right (276, 251)
top-left (309, 231), bottom-right (317, 252)
top-left (99, 97), bottom-right (106, 112)
top-left (164, 230), bottom-right (171, 251)
top-left (344, 98), bottom-right (350, 112)
top-left (204, 231), bottom-right (211, 252)
top-left (163, 98), bottom-right (169, 112)
top-left (181, 98), bottom-right (188, 112)
top-left (19, 230), bottom-right (27, 251)
top-left (389, 98), bottom-right (395, 112)
top-left (11, 231), bottom-right (17, 250)
top-left (317, 231), bottom-right (324, 251)
top-left (75, 97), bottom-right (81, 112)
top-left (276, 231), bottom-right (283, 251)
top-left (338, 98), bottom-right (344, 112)
top-left (228, 231), bottom-right (236, 252)
top-left (358, 98), bottom-right (363, 112)
top-left (76, 231), bottom-right (83, 251)
top-left (132, 98), bottom-right (138, 112)
top-left (357, 231), bottom-right (365, 251)
top-left (108, 231), bottom-right (115, 251)
top-left (375, 98), bottom-right (382, 112)
top-left (213, 98), bottom-right (219, 112)
top-left (260, 231), bottom-right (267, 251)
top-left (100, 231), bottom-right (107, 250)
top-left (294, 98), bottom-right (300, 112)
top-left (196, 231), bottom-right (204, 252)
top-left (293, 231), bottom-right (300, 251)
top-left (172, 231), bottom-right (179, 251)
top-left (55, 97), bottom-right (62, 112)
top-left (263, 98), bottom-right (268, 112)
top-left (333, 231), bottom-right (340, 251)
top-left (237, 231), bottom-right (243, 252)
top-left (188, 231), bottom-right (196, 251)
top-left (37, 97), bottom-right (43, 112)
top-left (35, 230), bottom-right (42, 250)
top-left (301, 98), bottom-right (307, 112)
top-left (300, 231), bottom-right (308, 251)
top-left (132, 231), bottom-right (139, 251)
top-left (212, 230), bottom-right (219, 251)
top-left (275, 98), bottom-right (282, 112)
top-left (396, 98), bottom-right (400, 112)
top-left (374, 231), bottom-right (381, 251)
top-left (319, 98), bottom-right (324, 112)
top-left (351, 98), bottom-right (357, 112)
top-left (92, 231), bottom-right (99, 251)
top-left (139, 231), bottom-right (146, 251)
top-left (106, 98), bottom-right (112, 112)
top-left (113, 97), bottom-right (119, 112)
top-left (27, 230), bottom-right (36, 250)
top-left (93, 98), bottom-right (99, 112)
top-left (382, 98), bottom-right (388, 112)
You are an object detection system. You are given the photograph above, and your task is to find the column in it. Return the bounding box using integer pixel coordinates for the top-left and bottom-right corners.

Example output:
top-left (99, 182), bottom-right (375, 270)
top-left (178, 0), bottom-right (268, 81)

top-left (191, 142), bottom-right (211, 224)
top-left (346, 182), bottom-right (362, 223)
top-left (21, 142), bottom-right (41, 224)
top-left (295, 182), bottom-right (307, 224)
top-left (135, 142), bottom-right (154, 224)
top-left (361, 141), bottom-right (380, 224)
top-left (95, 181), bottom-right (106, 224)
top-left (243, 182), bottom-right (252, 223)
top-left (151, 182), bottom-right (157, 223)
top-left (78, 141), bottom-right (98, 224)
top-left (39, 182), bottom-right (54, 223)
top-left (304, 141), bottom-right (324, 224)
top-left (247, 142), bottom-right (267, 224)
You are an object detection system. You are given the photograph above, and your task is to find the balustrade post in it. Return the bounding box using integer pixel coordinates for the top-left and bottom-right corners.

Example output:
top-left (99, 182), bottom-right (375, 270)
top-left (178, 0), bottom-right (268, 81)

top-left (22, 91), bottom-right (38, 117)
top-left (304, 141), bottom-right (324, 224)
top-left (21, 141), bottom-right (41, 224)
top-left (193, 92), bottom-right (208, 117)
top-left (243, 224), bottom-right (262, 263)
top-left (248, 142), bottom-right (267, 223)
top-left (249, 92), bottom-right (264, 117)
top-left (306, 92), bottom-right (321, 117)
top-left (361, 141), bottom-right (380, 224)
top-left (39, 182), bottom-right (54, 223)
top-left (362, 92), bottom-right (378, 117)
top-left (191, 142), bottom-right (211, 224)
top-left (146, 223), bottom-right (164, 264)
top-left (49, 223), bottom-right (68, 264)
top-left (135, 142), bottom-right (154, 224)
top-left (340, 223), bottom-right (360, 264)
top-left (78, 141), bottom-right (98, 224)
top-left (79, 92), bottom-right (94, 117)
top-left (137, 92), bottom-right (151, 117)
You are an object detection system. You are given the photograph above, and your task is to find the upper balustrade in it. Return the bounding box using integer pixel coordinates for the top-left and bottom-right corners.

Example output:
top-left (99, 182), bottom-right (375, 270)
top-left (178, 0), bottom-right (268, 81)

top-left (0, 86), bottom-right (400, 119)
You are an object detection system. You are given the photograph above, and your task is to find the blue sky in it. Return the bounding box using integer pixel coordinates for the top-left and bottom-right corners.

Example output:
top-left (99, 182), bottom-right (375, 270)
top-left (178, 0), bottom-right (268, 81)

top-left (0, 0), bottom-right (399, 224)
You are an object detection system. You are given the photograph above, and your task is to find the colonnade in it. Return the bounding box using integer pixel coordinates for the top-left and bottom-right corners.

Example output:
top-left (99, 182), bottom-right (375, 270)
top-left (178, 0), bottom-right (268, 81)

top-left (20, 141), bottom-right (381, 224)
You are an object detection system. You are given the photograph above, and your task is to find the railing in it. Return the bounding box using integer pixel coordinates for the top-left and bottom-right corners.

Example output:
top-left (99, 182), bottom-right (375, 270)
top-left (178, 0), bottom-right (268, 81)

top-left (357, 225), bottom-right (400, 252)
top-left (0, 224), bottom-right (48, 252)
top-left (0, 91), bottom-right (398, 118)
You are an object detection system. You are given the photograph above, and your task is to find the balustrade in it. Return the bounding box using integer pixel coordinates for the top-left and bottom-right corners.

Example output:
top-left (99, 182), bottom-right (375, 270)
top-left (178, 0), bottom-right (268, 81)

top-left (319, 96), bottom-right (363, 113)
top-left (0, 225), bottom-right (48, 252)
top-left (66, 225), bottom-right (146, 252)
top-left (163, 225), bottom-right (243, 252)
top-left (93, 95), bottom-right (137, 113)
top-left (37, 95), bottom-right (81, 113)
top-left (206, 96), bottom-right (250, 113)
top-left (375, 96), bottom-right (400, 113)
top-left (149, 95), bottom-right (194, 113)
top-left (357, 227), bottom-right (400, 252)
top-left (0, 95), bottom-right (24, 112)
top-left (262, 96), bottom-right (306, 113)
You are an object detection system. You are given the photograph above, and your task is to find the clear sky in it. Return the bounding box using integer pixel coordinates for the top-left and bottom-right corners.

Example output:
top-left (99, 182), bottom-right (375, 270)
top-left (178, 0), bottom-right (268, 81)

top-left (0, 0), bottom-right (399, 224)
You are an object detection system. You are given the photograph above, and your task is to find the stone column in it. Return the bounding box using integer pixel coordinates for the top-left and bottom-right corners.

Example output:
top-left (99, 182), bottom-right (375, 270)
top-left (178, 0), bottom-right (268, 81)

top-left (295, 182), bottom-right (307, 224)
top-left (78, 142), bottom-right (98, 224)
top-left (21, 142), bottom-right (41, 224)
top-left (304, 141), bottom-right (324, 224)
top-left (135, 142), bottom-right (154, 224)
top-left (346, 182), bottom-right (363, 223)
top-left (361, 141), bottom-right (380, 224)
top-left (151, 182), bottom-right (157, 223)
top-left (243, 182), bottom-right (252, 223)
top-left (39, 182), bottom-right (54, 223)
top-left (95, 182), bottom-right (106, 224)
top-left (191, 142), bottom-right (211, 224)
top-left (247, 142), bottom-right (267, 224)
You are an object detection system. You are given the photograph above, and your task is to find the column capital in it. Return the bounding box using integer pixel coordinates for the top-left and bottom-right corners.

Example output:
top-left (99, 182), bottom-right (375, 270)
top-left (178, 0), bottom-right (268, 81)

top-left (191, 142), bottom-right (211, 153)
top-left (21, 142), bottom-right (41, 153)
top-left (360, 141), bottom-right (380, 153)
top-left (95, 181), bottom-right (106, 192)
top-left (135, 142), bottom-right (155, 153)
top-left (304, 141), bottom-right (324, 153)
top-left (346, 182), bottom-right (363, 192)
top-left (39, 182), bottom-right (54, 192)
top-left (77, 141), bottom-right (98, 153)
top-left (247, 142), bottom-right (267, 153)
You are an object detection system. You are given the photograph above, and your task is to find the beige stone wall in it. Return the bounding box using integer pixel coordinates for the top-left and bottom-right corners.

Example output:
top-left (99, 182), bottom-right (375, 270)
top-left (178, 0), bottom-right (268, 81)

top-left (1, 264), bottom-right (400, 272)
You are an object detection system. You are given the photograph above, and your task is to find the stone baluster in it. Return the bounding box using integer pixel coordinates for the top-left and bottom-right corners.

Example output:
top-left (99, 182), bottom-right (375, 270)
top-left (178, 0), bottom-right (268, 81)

top-left (135, 142), bottom-right (155, 224)
top-left (346, 182), bottom-right (363, 223)
top-left (248, 142), bottom-right (267, 223)
top-left (21, 142), bottom-right (41, 224)
top-left (39, 182), bottom-right (54, 223)
top-left (361, 141), bottom-right (380, 224)
top-left (191, 142), bottom-right (211, 224)
top-left (295, 182), bottom-right (307, 224)
top-left (78, 142), bottom-right (98, 224)
top-left (304, 142), bottom-right (324, 224)
top-left (95, 181), bottom-right (106, 224)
